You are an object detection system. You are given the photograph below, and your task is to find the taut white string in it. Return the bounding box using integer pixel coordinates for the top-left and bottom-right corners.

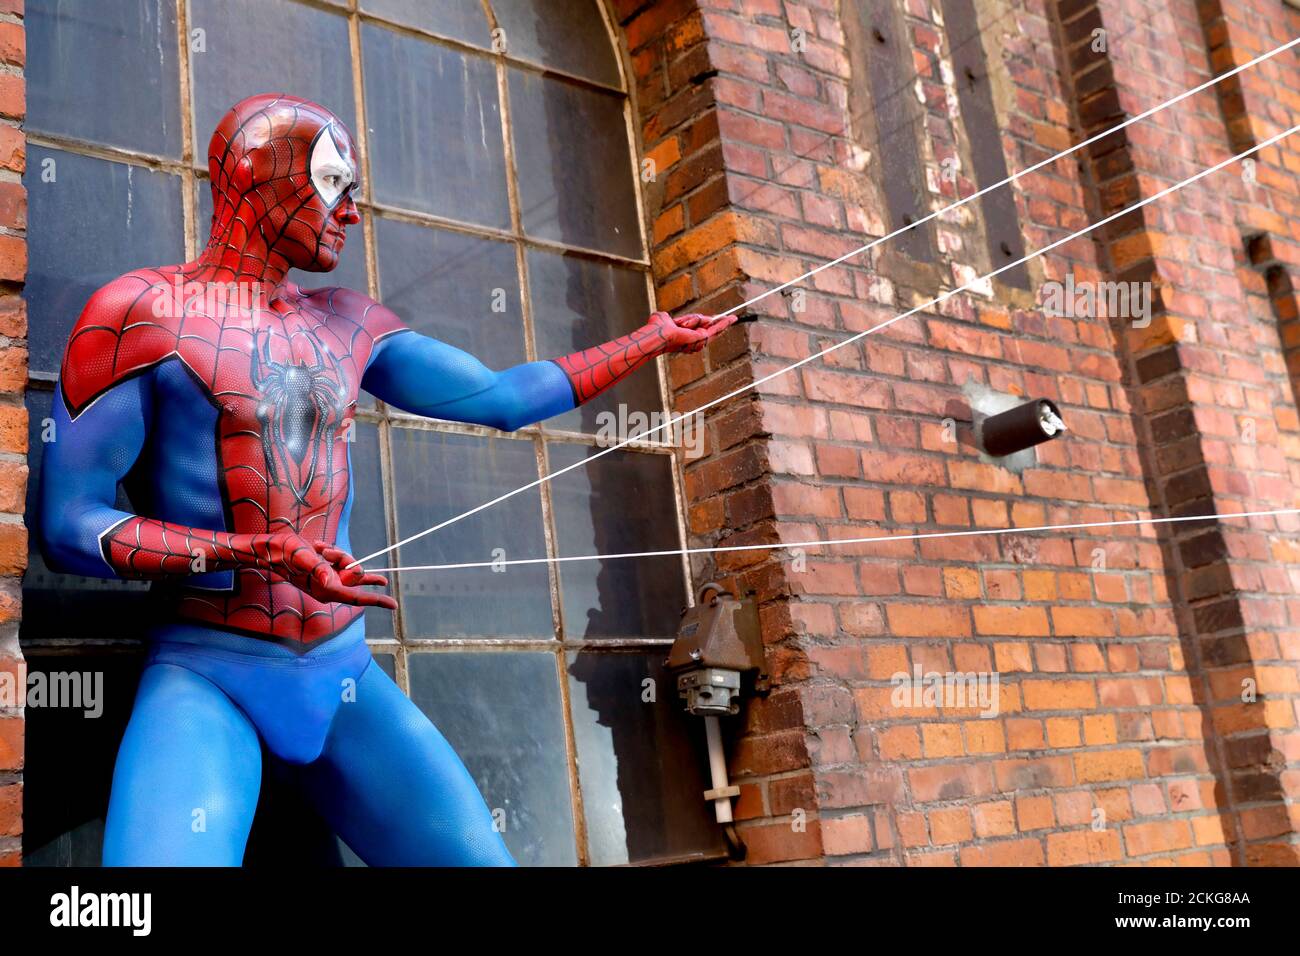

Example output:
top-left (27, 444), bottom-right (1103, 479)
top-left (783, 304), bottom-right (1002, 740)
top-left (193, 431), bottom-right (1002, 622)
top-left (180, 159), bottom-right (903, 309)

top-left (369, 508), bottom-right (1300, 573)
top-left (352, 39), bottom-right (1300, 569)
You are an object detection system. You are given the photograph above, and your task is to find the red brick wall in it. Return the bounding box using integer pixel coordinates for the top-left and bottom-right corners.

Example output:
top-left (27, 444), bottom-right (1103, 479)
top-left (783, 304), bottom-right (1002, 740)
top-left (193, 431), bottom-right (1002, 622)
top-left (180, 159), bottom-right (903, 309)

top-left (615, 0), bottom-right (1300, 865)
top-left (6, 0), bottom-right (1297, 868)
top-left (1055, 0), bottom-right (1300, 866)
top-left (0, 0), bottom-right (23, 868)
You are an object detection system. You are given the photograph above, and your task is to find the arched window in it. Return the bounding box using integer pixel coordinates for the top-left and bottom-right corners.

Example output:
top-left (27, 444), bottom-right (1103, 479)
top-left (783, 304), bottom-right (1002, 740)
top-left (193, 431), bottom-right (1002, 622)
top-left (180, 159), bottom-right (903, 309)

top-left (22, 0), bottom-right (722, 866)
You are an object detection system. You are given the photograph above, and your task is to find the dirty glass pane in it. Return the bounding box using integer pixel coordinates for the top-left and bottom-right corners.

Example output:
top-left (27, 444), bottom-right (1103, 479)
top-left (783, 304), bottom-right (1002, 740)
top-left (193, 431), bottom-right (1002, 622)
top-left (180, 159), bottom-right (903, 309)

top-left (490, 0), bottom-right (621, 87)
top-left (375, 216), bottom-right (524, 366)
top-left (389, 429), bottom-right (552, 638)
top-left (567, 649), bottom-right (727, 865)
top-left (528, 249), bottom-right (658, 435)
top-left (362, 23), bottom-right (510, 229)
top-left (28, 0), bottom-right (182, 157)
top-left (547, 443), bottom-right (684, 638)
top-left (362, 0), bottom-right (492, 48)
top-left (189, 0), bottom-right (357, 150)
top-left (371, 651), bottom-right (396, 678)
top-left (508, 70), bottom-right (641, 258)
top-left (347, 420), bottom-right (394, 639)
top-left (408, 650), bottom-right (576, 865)
top-left (24, 147), bottom-right (185, 375)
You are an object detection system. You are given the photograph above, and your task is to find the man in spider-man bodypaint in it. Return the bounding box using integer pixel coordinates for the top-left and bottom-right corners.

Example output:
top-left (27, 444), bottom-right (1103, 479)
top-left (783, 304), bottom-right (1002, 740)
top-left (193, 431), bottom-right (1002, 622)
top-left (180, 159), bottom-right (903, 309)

top-left (38, 92), bottom-right (734, 866)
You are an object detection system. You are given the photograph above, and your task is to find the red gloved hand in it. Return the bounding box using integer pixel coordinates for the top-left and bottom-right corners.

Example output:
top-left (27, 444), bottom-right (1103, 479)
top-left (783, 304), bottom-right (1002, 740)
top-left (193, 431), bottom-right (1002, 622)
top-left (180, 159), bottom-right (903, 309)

top-left (260, 532), bottom-right (397, 610)
top-left (645, 310), bottom-right (737, 353)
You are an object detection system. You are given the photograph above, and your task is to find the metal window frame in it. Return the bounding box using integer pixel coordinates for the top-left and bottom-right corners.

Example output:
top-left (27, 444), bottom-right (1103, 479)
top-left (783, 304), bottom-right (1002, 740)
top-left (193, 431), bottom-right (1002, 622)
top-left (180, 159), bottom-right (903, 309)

top-left (23, 0), bottom-right (702, 868)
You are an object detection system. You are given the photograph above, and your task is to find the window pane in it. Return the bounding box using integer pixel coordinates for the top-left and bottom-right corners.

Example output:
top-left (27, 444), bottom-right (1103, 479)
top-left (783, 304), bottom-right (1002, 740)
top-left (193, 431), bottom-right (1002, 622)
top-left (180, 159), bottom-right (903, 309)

top-left (370, 651), bottom-right (396, 679)
top-left (27, 0), bottom-right (182, 158)
top-left (509, 70), bottom-right (641, 258)
top-left (347, 421), bottom-right (394, 639)
top-left (528, 249), bottom-right (657, 435)
top-left (547, 444), bottom-right (685, 638)
top-left (24, 147), bottom-right (186, 375)
top-left (491, 0), bottom-right (621, 87)
top-left (567, 649), bottom-right (727, 865)
top-left (408, 651), bottom-right (576, 865)
top-left (194, 178), bottom-right (371, 296)
top-left (362, 24), bottom-right (511, 229)
top-left (362, 0), bottom-right (492, 48)
top-left (389, 429), bottom-right (552, 638)
top-left (374, 216), bottom-right (524, 366)
top-left (189, 0), bottom-right (357, 152)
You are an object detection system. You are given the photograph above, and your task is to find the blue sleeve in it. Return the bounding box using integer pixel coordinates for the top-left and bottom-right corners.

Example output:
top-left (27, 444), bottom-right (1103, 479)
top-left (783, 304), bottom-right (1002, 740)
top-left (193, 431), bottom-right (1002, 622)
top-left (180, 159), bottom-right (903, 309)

top-left (361, 331), bottom-right (576, 432)
top-left (37, 374), bottom-right (151, 577)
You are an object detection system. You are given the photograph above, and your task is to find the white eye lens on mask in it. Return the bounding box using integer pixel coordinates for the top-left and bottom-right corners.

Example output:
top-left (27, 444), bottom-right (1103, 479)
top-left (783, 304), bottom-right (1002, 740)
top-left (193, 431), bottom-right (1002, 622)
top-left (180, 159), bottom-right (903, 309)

top-left (310, 126), bottom-right (353, 207)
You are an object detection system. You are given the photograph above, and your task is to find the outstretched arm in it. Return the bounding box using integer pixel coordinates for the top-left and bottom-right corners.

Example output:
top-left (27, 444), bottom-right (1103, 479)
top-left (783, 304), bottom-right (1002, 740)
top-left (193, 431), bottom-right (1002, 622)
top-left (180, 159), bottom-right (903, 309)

top-left (39, 369), bottom-right (394, 609)
top-left (362, 309), bottom-right (735, 430)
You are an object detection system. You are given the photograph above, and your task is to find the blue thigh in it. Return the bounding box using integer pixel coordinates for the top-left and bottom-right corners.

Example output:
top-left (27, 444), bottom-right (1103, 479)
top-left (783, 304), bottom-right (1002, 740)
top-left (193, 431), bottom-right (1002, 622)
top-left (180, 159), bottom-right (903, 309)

top-left (102, 663), bottom-right (262, 866)
top-left (298, 660), bottom-right (516, 866)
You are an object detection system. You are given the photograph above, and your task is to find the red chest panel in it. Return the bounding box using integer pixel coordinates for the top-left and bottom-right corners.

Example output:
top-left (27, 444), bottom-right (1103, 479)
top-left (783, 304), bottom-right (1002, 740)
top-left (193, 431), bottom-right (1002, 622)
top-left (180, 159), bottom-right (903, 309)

top-left (62, 272), bottom-right (404, 645)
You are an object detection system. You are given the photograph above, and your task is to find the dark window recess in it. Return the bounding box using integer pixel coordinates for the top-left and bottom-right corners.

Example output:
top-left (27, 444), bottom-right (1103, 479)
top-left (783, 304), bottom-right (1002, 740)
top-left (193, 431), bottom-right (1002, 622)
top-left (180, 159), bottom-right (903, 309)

top-left (1248, 232), bottom-right (1300, 410)
top-left (940, 0), bottom-right (1030, 289)
top-left (843, 4), bottom-right (935, 263)
top-left (21, 653), bottom-right (144, 865)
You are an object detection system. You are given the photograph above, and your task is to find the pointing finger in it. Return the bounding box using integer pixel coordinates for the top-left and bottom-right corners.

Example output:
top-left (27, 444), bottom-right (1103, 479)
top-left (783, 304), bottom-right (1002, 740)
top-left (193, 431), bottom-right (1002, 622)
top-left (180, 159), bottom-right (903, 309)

top-left (702, 315), bottom-right (737, 337)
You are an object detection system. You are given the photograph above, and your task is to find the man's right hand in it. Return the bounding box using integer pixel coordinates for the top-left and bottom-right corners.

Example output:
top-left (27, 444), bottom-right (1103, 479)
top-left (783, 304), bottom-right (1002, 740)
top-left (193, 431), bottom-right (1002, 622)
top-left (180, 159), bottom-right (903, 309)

top-left (260, 531), bottom-right (398, 609)
top-left (644, 310), bottom-right (737, 354)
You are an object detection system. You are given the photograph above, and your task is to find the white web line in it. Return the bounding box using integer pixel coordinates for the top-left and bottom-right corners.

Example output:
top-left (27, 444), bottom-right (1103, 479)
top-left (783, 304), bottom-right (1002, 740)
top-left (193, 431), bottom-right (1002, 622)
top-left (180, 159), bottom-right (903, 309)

top-left (369, 508), bottom-right (1300, 573)
top-left (352, 37), bottom-right (1300, 569)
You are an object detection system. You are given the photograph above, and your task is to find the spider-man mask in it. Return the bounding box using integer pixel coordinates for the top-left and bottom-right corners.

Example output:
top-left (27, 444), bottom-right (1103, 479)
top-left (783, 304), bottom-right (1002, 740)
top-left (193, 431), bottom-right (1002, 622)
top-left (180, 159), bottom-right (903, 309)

top-left (207, 92), bottom-right (362, 276)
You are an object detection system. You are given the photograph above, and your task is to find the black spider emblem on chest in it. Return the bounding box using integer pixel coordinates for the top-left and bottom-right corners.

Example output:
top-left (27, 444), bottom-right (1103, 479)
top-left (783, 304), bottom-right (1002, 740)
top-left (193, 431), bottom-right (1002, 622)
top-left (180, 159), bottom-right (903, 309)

top-left (250, 329), bottom-right (350, 504)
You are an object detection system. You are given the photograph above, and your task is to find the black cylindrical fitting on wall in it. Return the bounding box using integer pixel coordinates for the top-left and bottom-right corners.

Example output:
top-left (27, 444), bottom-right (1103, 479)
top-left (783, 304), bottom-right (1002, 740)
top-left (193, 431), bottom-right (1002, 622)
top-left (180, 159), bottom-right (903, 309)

top-left (980, 399), bottom-right (1066, 457)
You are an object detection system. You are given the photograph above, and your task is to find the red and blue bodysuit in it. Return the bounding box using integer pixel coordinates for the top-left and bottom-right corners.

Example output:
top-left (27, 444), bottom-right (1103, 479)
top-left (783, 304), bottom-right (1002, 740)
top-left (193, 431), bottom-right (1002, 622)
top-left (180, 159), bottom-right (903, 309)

top-left (37, 93), bottom-right (733, 866)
